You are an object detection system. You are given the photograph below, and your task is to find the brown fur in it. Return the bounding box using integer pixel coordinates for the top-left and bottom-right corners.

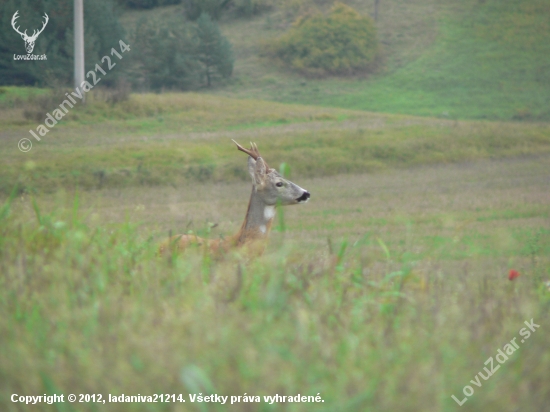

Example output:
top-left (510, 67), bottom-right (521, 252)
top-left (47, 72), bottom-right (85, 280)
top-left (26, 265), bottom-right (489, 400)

top-left (158, 202), bottom-right (274, 258)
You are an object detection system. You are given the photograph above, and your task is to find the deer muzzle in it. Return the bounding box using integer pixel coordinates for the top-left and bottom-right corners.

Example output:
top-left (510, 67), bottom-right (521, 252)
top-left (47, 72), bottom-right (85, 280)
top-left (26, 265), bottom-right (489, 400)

top-left (296, 191), bottom-right (310, 203)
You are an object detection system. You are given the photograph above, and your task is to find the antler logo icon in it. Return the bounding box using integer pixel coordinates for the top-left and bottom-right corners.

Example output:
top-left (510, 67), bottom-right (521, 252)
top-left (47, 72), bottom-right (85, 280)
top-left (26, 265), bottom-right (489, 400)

top-left (11, 10), bottom-right (49, 54)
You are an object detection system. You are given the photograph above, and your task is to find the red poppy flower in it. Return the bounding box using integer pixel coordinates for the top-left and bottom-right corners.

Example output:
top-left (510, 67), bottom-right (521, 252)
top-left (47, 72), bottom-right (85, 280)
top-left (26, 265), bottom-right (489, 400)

top-left (508, 269), bottom-right (520, 280)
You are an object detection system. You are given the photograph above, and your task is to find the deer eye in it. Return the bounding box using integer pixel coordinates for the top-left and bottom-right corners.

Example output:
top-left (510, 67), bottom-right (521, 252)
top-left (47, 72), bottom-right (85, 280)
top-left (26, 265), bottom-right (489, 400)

top-left (276, 182), bottom-right (283, 187)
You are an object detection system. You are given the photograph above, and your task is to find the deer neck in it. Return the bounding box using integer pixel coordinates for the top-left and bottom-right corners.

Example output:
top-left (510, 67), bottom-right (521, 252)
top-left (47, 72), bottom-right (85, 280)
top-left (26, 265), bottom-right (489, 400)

top-left (235, 188), bottom-right (275, 245)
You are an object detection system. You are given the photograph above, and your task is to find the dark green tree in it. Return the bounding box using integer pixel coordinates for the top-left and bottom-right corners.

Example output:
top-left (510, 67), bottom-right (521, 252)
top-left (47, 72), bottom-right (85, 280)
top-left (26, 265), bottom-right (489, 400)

top-left (131, 14), bottom-right (200, 90)
top-left (194, 13), bottom-right (234, 87)
top-left (0, 0), bottom-right (125, 86)
top-left (231, 0), bottom-right (273, 18)
top-left (125, 0), bottom-right (181, 10)
top-left (182, 0), bottom-right (231, 21)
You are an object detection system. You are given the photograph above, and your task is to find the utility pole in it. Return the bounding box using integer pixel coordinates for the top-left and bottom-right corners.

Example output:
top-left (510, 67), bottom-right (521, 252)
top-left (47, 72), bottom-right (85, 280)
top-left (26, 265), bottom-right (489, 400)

top-left (74, 0), bottom-right (85, 102)
top-left (374, 0), bottom-right (380, 21)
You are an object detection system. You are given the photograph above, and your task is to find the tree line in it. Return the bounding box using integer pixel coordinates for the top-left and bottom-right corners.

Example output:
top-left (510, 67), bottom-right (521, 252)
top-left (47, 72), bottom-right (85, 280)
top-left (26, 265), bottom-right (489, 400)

top-left (0, 0), bottom-right (235, 90)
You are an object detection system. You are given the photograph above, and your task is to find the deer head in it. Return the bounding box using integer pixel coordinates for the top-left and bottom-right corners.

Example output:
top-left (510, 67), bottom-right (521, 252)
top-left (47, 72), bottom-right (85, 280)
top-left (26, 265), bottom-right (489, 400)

top-left (232, 140), bottom-right (310, 206)
top-left (11, 11), bottom-right (49, 54)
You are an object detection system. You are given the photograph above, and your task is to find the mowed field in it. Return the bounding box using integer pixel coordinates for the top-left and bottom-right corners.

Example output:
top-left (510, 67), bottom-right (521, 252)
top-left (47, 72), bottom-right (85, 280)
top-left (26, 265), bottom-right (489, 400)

top-left (1, 92), bottom-right (550, 411)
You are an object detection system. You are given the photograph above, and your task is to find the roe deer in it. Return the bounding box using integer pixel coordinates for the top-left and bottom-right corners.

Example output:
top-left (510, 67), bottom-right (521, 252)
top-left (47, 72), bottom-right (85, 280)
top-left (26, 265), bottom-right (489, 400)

top-left (159, 140), bottom-right (310, 256)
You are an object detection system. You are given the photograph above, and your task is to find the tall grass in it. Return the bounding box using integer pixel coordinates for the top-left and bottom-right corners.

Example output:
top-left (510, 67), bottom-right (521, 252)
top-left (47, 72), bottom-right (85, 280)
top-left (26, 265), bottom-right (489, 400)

top-left (1, 184), bottom-right (549, 411)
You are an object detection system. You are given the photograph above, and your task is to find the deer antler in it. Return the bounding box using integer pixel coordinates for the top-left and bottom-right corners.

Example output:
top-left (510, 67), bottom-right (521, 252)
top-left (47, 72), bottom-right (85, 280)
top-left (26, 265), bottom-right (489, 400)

top-left (11, 11), bottom-right (49, 40)
top-left (29, 13), bottom-right (49, 40)
top-left (11, 11), bottom-right (27, 37)
top-left (232, 140), bottom-right (271, 170)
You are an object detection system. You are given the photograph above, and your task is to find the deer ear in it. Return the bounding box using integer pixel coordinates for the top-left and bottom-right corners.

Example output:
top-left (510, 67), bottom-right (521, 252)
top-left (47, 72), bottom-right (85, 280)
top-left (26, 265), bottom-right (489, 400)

top-left (248, 156), bottom-right (267, 186)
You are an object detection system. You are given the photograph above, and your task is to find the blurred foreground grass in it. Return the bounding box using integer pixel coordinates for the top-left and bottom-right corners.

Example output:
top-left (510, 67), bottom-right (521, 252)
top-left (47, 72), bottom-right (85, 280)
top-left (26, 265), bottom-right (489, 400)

top-left (1, 155), bottom-right (549, 411)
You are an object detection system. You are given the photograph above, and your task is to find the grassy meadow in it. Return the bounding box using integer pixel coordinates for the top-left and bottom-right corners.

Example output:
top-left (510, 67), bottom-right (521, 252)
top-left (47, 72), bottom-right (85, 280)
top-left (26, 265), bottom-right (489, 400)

top-left (1, 0), bottom-right (550, 410)
top-left (2, 91), bottom-right (550, 196)
top-left (1, 90), bottom-right (550, 411)
top-left (201, 0), bottom-right (550, 121)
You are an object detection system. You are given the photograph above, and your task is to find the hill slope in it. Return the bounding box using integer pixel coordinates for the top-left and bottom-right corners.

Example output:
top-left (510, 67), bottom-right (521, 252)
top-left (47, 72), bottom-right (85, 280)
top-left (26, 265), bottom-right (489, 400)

top-left (204, 0), bottom-right (550, 121)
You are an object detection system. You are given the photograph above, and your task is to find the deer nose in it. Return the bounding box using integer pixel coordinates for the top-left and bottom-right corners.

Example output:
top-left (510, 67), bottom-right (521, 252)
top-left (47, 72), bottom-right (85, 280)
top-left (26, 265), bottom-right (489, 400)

top-left (296, 191), bottom-right (310, 202)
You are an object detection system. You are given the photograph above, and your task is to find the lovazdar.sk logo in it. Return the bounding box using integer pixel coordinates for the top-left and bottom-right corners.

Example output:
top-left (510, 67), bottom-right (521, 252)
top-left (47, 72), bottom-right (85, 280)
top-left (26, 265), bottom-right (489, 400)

top-left (11, 10), bottom-right (48, 60)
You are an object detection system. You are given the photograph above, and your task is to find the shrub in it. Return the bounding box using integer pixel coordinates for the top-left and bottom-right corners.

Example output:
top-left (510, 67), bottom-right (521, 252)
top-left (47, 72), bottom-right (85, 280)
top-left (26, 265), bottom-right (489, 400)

top-left (125, 0), bottom-right (181, 9)
top-left (22, 88), bottom-right (73, 122)
top-left (126, 0), bottom-right (158, 9)
top-left (107, 80), bottom-right (131, 104)
top-left (231, 0), bottom-right (274, 18)
top-left (267, 3), bottom-right (380, 77)
top-left (182, 0), bottom-right (231, 20)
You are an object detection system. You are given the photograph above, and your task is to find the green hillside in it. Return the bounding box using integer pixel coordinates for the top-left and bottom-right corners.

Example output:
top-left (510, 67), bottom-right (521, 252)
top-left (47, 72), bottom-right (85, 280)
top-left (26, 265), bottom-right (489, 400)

top-left (202, 0), bottom-right (550, 121)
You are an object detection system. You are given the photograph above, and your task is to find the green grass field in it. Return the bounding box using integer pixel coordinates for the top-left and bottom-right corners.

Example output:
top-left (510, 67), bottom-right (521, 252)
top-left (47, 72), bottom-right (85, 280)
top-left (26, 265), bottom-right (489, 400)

top-left (1, 150), bottom-right (549, 411)
top-left (205, 0), bottom-right (550, 121)
top-left (1, 0), bottom-right (550, 410)
top-left (1, 91), bottom-right (550, 411)
top-left (2, 91), bottom-right (550, 196)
